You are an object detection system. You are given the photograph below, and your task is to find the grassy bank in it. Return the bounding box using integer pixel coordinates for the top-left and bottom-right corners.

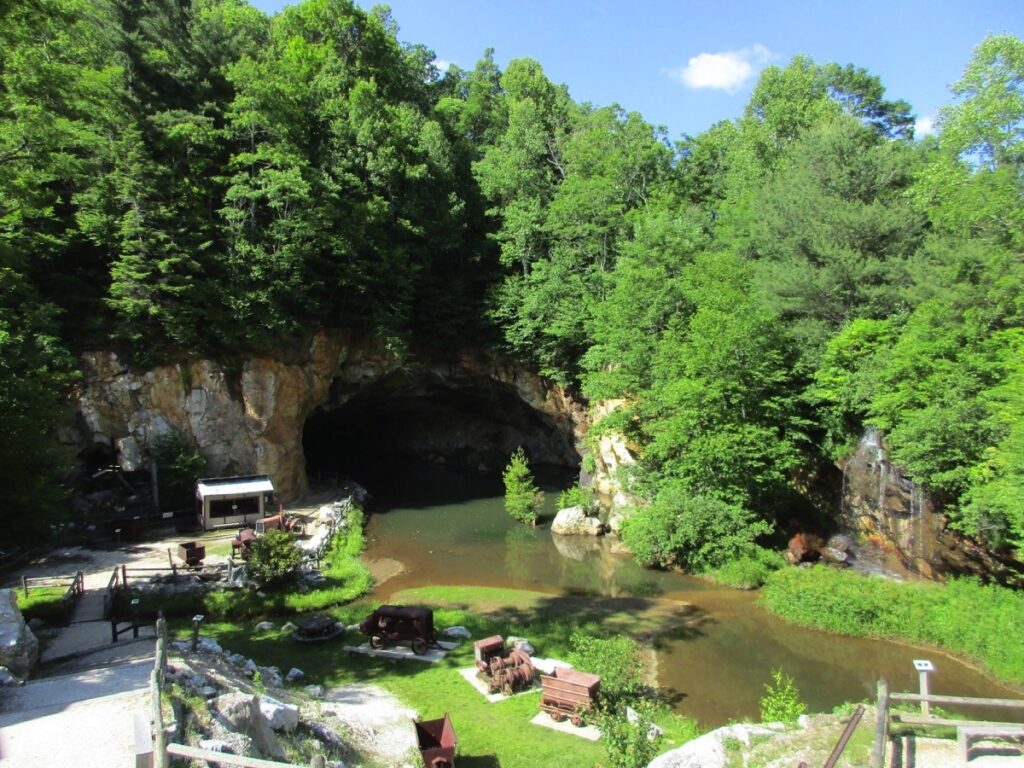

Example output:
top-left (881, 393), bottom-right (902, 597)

top-left (16, 586), bottom-right (68, 623)
top-left (761, 566), bottom-right (1024, 684)
top-left (183, 585), bottom-right (700, 768)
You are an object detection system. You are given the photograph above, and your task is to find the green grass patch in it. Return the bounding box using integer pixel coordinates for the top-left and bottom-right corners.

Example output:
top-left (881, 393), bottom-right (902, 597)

top-left (761, 566), bottom-right (1024, 683)
top-left (17, 586), bottom-right (69, 623)
top-left (180, 584), bottom-right (701, 768)
top-left (703, 547), bottom-right (786, 589)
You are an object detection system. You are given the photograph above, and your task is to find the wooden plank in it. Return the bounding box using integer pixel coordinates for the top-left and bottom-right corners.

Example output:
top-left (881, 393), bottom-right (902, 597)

top-left (134, 710), bottom-right (154, 768)
top-left (870, 679), bottom-right (888, 768)
top-left (166, 743), bottom-right (304, 767)
top-left (891, 692), bottom-right (1024, 709)
top-left (893, 713), bottom-right (1024, 729)
top-left (823, 704), bottom-right (865, 768)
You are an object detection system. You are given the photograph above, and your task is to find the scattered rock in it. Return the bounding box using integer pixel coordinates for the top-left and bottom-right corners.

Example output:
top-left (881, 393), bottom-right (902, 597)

top-left (200, 686), bottom-right (218, 698)
top-left (506, 636), bottom-right (535, 655)
top-left (551, 506), bottom-right (605, 536)
top-left (255, 621), bottom-right (275, 632)
top-left (0, 588), bottom-right (38, 678)
top-left (198, 738), bottom-right (233, 753)
top-left (285, 667), bottom-right (304, 683)
top-left (443, 626), bottom-right (472, 640)
top-left (170, 640), bottom-right (190, 652)
top-left (197, 637), bottom-right (224, 655)
top-left (308, 721), bottom-right (347, 752)
top-left (626, 705), bottom-right (664, 739)
top-left (787, 532), bottom-right (825, 564)
top-left (304, 684), bottom-right (325, 698)
top-left (243, 659), bottom-right (258, 677)
top-left (228, 652), bottom-right (248, 667)
top-left (531, 657), bottom-right (572, 675)
top-left (0, 666), bottom-right (24, 686)
top-left (258, 666), bottom-right (283, 687)
top-left (259, 695), bottom-right (299, 732)
top-left (281, 622), bottom-right (297, 633)
top-left (27, 618), bottom-right (46, 631)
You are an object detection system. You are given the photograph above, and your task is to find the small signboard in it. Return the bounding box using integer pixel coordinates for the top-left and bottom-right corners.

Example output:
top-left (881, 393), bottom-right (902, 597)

top-left (913, 659), bottom-right (935, 672)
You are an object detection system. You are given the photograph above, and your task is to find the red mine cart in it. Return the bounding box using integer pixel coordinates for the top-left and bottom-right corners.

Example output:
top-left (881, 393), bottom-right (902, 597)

top-left (415, 713), bottom-right (457, 768)
top-left (540, 668), bottom-right (601, 726)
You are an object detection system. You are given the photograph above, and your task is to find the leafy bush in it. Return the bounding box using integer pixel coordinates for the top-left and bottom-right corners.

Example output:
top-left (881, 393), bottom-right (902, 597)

top-left (503, 448), bottom-right (543, 525)
top-left (705, 547), bottom-right (785, 589)
top-left (621, 482), bottom-right (771, 570)
top-left (247, 529), bottom-right (305, 588)
top-left (150, 431), bottom-right (207, 511)
top-left (568, 630), bottom-right (644, 705)
top-left (761, 566), bottom-right (1024, 683)
top-left (760, 668), bottom-right (805, 723)
top-left (556, 484), bottom-right (593, 512)
top-left (598, 700), bottom-right (662, 768)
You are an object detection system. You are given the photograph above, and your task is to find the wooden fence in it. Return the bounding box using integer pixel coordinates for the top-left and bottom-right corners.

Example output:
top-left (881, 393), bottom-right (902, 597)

top-left (19, 570), bottom-right (85, 623)
top-left (871, 679), bottom-right (1024, 767)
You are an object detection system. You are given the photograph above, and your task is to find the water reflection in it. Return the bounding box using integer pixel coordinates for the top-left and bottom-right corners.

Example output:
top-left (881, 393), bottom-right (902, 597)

top-left (361, 465), bottom-right (1021, 727)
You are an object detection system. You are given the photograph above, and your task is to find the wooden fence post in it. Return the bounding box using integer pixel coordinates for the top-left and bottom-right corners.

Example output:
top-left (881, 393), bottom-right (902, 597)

top-left (121, 563), bottom-right (128, 588)
top-left (21, 575), bottom-right (28, 597)
top-left (871, 679), bottom-right (889, 768)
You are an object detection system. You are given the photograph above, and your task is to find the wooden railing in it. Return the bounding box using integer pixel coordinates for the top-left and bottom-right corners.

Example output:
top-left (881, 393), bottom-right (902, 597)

top-left (102, 564), bottom-right (127, 619)
top-left (871, 678), bottom-right (1024, 767)
top-left (19, 570), bottom-right (85, 623)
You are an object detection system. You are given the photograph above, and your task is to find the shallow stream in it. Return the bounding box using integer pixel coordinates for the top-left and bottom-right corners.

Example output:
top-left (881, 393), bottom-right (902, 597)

top-left (359, 464), bottom-right (1021, 727)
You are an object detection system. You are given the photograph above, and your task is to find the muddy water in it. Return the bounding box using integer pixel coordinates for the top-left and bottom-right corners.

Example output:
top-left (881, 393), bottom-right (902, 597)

top-left (361, 466), bottom-right (1022, 728)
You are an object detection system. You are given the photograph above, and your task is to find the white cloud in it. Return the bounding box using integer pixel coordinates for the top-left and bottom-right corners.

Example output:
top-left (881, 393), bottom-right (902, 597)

top-left (669, 44), bottom-right (774, 94)
top-left (434, 59), bottom-right (452, 73)
top-left (914, 115), bottom-right (936, 138)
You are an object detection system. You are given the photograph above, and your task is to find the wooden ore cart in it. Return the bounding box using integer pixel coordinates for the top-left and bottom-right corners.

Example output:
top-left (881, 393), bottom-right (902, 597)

top-left (415, 712), bottom-right (457, 768)
top-left (359, 604), bottom-right (438, 655)
top-left (539, 668), bottom-right (601, 726)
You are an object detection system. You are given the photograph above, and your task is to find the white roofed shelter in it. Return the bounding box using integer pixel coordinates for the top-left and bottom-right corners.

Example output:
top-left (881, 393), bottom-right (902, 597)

top-left (195, 475), bottom-right (275, 530)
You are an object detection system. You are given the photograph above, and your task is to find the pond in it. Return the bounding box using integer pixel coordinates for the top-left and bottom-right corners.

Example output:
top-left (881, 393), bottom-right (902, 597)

top-left (359, 464), bottom-right (1022, 728)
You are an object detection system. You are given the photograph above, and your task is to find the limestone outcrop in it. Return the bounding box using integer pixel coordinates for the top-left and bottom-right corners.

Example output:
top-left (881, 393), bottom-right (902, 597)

top-left (0, 588), bottom-right (38, 679)
top-left (551, 506), bottom-right (604, 536)
top-left (72, 331), bottom-right (587, 502)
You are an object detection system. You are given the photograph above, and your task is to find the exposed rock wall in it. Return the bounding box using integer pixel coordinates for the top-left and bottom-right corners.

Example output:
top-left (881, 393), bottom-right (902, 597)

top-left (73, 331), bottom-right (586, 502)
top-left (840, 428), bottom-right (1023, 583)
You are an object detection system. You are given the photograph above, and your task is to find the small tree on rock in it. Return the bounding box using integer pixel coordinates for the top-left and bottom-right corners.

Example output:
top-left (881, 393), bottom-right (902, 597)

top-left (503, 448), bottom-right (543, 525)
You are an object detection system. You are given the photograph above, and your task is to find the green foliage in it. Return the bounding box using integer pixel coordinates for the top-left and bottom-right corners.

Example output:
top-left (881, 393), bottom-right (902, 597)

top-left (761, 566), bottom-right (1024, 683)
top-left (759, 668), bottom-right (806, 723)
top-left (151, 431), bottom-right (207, 512)
top-left (567, 630), bottom-right (644, 705)
top-left (247, 530), bottom-right (305, 588)
top-left (598, 700), bottom-right (662, 768)
top-left (503, 448), bottom-right (542, 525)
top-left (556, 484), bottom-right (593, 512)
top-left (704, 547), bottom-right (786, 590)
top-left (621, 485), bottom-right (772, 571)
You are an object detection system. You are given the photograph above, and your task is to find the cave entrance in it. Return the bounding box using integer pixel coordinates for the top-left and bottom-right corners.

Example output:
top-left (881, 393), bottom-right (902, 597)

top-left (302, 373), bottom-right (580, 506)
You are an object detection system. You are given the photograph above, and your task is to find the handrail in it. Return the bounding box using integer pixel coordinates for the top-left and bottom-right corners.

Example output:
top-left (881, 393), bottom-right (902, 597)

top-left (166, 744), bottom-right (324, 768)
top-left (823, 704), bottom-right (865, 768)
top-left (889, 692), bottom-right (1024, 709)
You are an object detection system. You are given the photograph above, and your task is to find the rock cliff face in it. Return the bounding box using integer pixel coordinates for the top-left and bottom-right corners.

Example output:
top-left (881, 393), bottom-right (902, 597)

top-left (73, 331), bottom-right (587, 502)
top-left (839, 428), bottom-right (1023, 583)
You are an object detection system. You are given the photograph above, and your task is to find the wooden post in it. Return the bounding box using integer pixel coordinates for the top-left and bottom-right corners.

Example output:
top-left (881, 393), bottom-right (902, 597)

top-left (871, 679), bottom-right (889, 768)
top-left (121, 563), bottom-right (128, 588)
top-left (167, 548), bottom-right (174, 568)
top-left (919, 668), bottom-right (931, 717)
top-left (21, 575), bottom-right (28, 597)
top-left (134, 710), bottom-right (154, 768)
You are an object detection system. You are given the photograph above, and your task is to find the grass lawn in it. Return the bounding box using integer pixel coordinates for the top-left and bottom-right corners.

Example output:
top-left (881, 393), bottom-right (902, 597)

top-left (17, 586), bottom-right (69, 623)
top-left (180, 585), bottom-right (701, 768)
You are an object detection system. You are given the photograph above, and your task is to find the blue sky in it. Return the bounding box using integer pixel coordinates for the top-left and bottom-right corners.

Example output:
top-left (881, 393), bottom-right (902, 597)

top-left (250, 0), bottom-right (1023, 140)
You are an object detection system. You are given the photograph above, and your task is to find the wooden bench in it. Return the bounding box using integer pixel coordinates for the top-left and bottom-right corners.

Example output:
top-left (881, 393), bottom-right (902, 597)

top-left (959, 724), bottom-right (1024, 763)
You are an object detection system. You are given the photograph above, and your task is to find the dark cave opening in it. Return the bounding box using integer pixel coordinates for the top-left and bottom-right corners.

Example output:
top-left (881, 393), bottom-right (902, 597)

top-left (302, 375), bottom-right (580, 506)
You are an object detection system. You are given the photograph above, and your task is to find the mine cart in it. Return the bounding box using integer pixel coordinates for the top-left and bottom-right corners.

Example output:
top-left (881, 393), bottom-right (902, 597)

top-left (473, 635), bottom-right (505, 670)
top-left (293, 614), bottom-right (344, 642)
top-left (178, 541), bottom-right (206, 567)
top-left (359, 604), bottom-right (438, 655)
top-left (415, 713), bottom-right (457, 768)
top-left (539, 668), bottom-right (601, 726)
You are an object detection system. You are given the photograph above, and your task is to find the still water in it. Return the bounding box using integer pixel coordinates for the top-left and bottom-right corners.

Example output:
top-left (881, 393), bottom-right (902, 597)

top-left (360, 465), bottom-right (1021, 727)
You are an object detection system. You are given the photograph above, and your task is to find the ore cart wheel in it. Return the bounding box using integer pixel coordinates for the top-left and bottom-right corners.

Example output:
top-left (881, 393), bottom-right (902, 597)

top-left (370, 634), bottom-right (384, 650)
top-left (570, 714), bottom-right (584, 727)
top-left (502, 681), bottom-right (513, 696)
top-left (412, 638), bottom-right (428, 655)
top-left (431, 759), bottom-right (451, 768)
top-left (550, 711), bottom-right (566, 723)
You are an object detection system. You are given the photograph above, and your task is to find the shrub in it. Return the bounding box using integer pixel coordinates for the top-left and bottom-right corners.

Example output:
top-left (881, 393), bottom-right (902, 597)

top-left (568, 630), bottom-right (644, 705)
top-left (557, 484), bottom-right (593, 512)
top-left (705, 546), bottom-right (785, 589)
top-left (621, 482), bottom-right (771, 571)
top-left (760, 668), bottom-right (805, 723)
top-left (598, 700), bottom-right (662, 768)
top-left (150, 431), bottom-right (207, 511)
top-left (248, 529), bottom-right (305, 588)
top-left (503, 448), bottom-right (543, 525)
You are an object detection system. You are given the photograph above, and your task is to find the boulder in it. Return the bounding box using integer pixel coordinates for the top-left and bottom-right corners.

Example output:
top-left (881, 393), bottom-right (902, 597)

top-left (259, 695), bottom-right (299, 732)
top-left (304, 684), bottom-right (325, 698)
top-left (213, 692), bottom-right (286, 760)
top-left (0, 588), bottom-right (38, 678)
top-left (285, 667), bottom-right (304, 683)
top-left (196, 637), bottom-right (223, 655)
top-left (442, 626), bottom-right (472, 640)
top-left (258, 666), bottom-right (283, 687)
top-left (0, 666), bottom-right (24, 686)
top-left (787, 532), bottom-right (825, 564)
top-left (255, 621), bottom-right (275, 631)
top-left (506, 636), bottom-right (535, 655)
top-left (551, 506), bottom-right (605, 536)
top-left (648, 723), bottom-right (784, 768)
